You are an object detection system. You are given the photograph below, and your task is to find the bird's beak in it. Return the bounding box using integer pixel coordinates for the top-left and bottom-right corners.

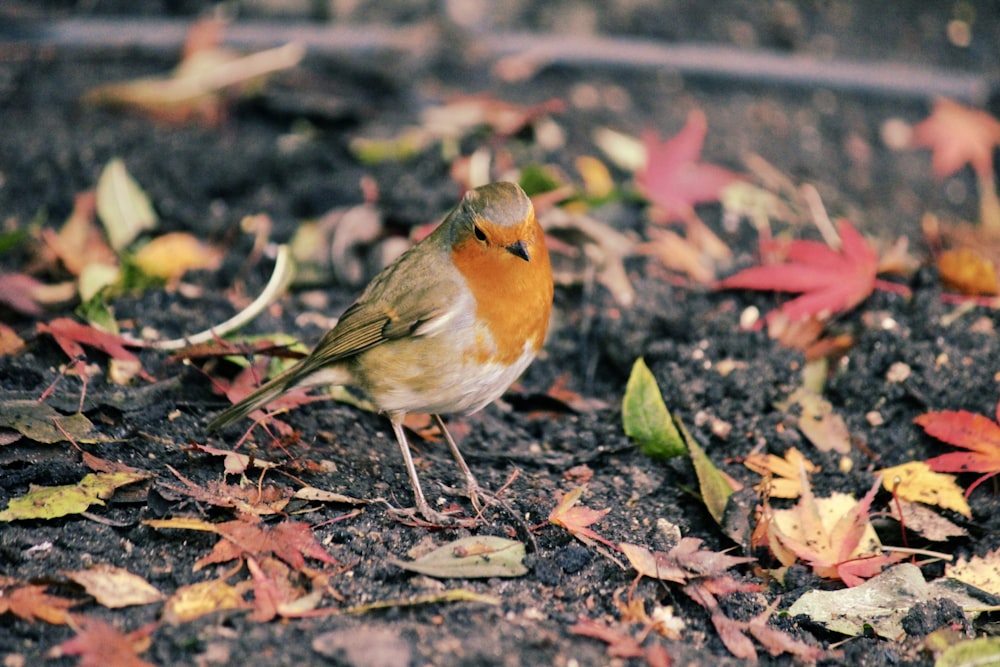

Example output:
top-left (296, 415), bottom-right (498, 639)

top-left (506, 239), bottom-right (530, 261)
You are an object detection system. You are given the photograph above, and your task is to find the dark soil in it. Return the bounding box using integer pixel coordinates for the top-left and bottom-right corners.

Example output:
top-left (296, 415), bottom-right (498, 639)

top-left (2, 2), bottom-right (1000, 666)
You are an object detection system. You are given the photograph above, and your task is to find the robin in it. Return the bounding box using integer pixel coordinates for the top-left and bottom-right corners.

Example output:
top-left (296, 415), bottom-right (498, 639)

top-left (208, 181), bottom-right (553, 525)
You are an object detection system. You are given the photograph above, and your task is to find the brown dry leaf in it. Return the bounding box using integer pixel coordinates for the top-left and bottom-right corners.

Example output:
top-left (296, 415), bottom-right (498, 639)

top-left (144, 516), bottom-right (340, 572)
top-left (158, 465), bottom-right (289, 516)
top-left (83, 19), bottom-right (304, 125)
top-left (888, 499), bottom-right (968, 542)
top-left (937, 247), bottom-right (999, 295)
top-left (540, 206), bottom-right (637, 307)
top-left (40, 192), bottom-right (117, 276)
top-left (0, 583), bottom-right (76, 624)
top-left (569, 617), bottom-right (646, 659)
top-left (47, 615), bottom-right (157, 667)
top-left (64, 565), bottom-right (164, 609)
top-left (161, 578), bottom-right (250, 624)
top-left (620, 538), bottom-right (753, 584)
top-left (549, 487), bottom-right (616, 550)
top-left (776, 387), bottom-right (852, 454)
top-left (879, 461), bottom-right (971, 518)
top-left (946, 548), bottom-right (1000, 595)
top-left (744, 447), bottom-right (818, 499)
top-left (132, 232), bottom-right (221, 282)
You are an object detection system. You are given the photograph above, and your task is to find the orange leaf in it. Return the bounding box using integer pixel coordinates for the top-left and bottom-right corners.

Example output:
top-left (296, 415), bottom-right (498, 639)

top-left (937, 247), bottom-right (999, 295)
top-left (0, 584), bottom-right (75, 624)
top-left (49, 615), bottom-right (157, 667)
top-left (549, 487), bottom-right (616, 550)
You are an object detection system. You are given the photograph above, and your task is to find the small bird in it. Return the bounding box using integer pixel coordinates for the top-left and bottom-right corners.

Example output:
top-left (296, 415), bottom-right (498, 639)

top-left (208, 181), bottom-right (553, 525)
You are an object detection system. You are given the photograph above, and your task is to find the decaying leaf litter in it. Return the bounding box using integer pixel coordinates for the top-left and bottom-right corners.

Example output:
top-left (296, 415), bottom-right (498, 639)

top-left (3, 4), bottom-right (1000, 666)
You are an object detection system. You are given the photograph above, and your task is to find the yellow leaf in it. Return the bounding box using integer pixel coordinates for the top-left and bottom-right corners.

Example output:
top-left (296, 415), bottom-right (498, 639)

top-left (879, 461), bottom-right (971, 518)
top-left (64, 565), bottom-right (164, 609)
top-left (132, 232), bottom-right (221, 281)
top-left (162, 579), bottom-right (249, 624)
top-left (745, 447), bottom-right (818, 498)
top-left (0, 472), bottom-right (148, 521)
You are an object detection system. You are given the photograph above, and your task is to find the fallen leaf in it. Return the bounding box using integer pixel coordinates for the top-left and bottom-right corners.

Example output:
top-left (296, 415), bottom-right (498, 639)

top-left (0, 399), bottom-right (99, 444)
top-left (0, 583), bottom-right (76, 624)
top-left (621, 357), bottom-right (685, 460)
top-left (0, 272), bottom-right (47, 317)
top-left (569, 617), bottom-right (646, 659)
top-left (776, 387), bottom-right (852, 454)
top-left (64, 565), bottom-right (164, 608)
top-left (744, 447), bottom-right (818, 498)
top-left (161, 578), bottom-right (250, 624)
top-left (338, 589), bottom-right (499, 615)
top-left (938, 247), bottom-right (999, 295)
top-left (766, 474), bottom-right (896, 586)
top-left (888, 499), bottom-right (968, 542)
top-left (911, 98), bottom-right (1000, 232)
top-left (37, 318), bottom-right (148, 377)
top-left (937, 637), bottom-right (1000, 667)
top-left (716, 219), bottom-right (881, 323)
top-left (879, 461), bottom-right (971, 518)
top-left (620, 538), bottom-right (753, 584)
top-left (637, 109), bottom-right (741, 223)
top-left (47, 615), bottom-right (157, 667)
top-left (95, 158), bottom-right (158, 251)
top-left (390, 536), bottom-right (527, 579)
top-left (549, 487), bottom-right (616, 550)
top-left (40, 191), bottom-right (117, 278)
top-left (83, 19), bottom-right (304, 126)
top-left (144, 517), bottom-right (339, 572)
top-left (788, 563), bottom-right (982, 638)
top-left (946, 547), bottom-right (1000, 596)
top-left (132, 232), bottom-right (221, 282)
top-left (916, 404), bottom-right (1000, 497)
top-left (0, 471), bottom-right (149, 521)
top-left (684, 420), bottom-right (739, 527)
top-left (540, 206), bottom-right (637, 307)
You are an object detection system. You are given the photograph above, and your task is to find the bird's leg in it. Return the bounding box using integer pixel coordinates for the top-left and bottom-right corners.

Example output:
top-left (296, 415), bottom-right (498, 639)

top-left (433, 414), bottom-right (487, 512)
top-left (388, 417), bottom-right (474, 527)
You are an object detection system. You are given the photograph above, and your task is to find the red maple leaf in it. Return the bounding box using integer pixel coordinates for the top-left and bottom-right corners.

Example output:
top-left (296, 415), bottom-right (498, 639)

top-left (915, 400), bottom-right (1000, 496)
top-left (37, 317), bottom-right (152, 380)
top-left (910, 98), bottom-right (1000, 231)
top-left (637, 109), bottom-right (741, 223)
top-left (715, 219), bottom-right (884, 322)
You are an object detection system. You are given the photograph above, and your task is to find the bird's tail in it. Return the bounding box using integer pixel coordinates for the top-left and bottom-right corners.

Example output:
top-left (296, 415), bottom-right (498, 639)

top-left (206, 365), bottom-right (299, 432)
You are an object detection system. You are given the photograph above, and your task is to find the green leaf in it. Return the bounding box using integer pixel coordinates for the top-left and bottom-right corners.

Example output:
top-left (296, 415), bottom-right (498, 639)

top-left (680, 418), bottom-right (735, 525)
top-left (937, 636), bottom-right (1000, 667)
top-left (0, 399), bottom-right (99, 443)
top-left (622, 357), bottom-right (685, 460)
top-left (96, 158), bottom-right (157, 251)
top-left (0, 471), bottom-right (148, 521)
top-left (390, 536), bottom-right (527, 579)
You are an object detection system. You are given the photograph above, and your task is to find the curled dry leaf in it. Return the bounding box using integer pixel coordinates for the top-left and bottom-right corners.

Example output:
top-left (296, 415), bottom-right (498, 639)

top-left (744, 447), bottom-right (818, 499)
top-left (539, 206), bottom-right (636, 307)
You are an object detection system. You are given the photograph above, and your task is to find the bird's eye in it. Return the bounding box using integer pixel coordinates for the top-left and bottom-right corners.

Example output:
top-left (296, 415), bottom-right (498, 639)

top-left (473, 225), bottom-right (487, 242)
